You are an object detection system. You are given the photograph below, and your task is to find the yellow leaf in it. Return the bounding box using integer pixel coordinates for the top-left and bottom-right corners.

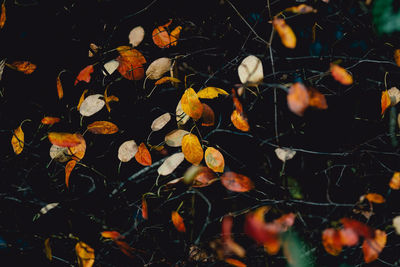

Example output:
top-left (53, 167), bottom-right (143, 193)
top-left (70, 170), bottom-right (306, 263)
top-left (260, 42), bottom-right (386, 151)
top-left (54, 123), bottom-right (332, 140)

top-left (11, 125), bottom-right (24, 155)
top-left (87, 121), bottom-right (118, 134)
top-left (155, 76), bottom-right (181, 85)
top-left (181, 134), bottom-right (203, 165)
top-left (75, 241), bottom-right (95, 267)
top-left (272, 17), bottom-right (296, 49)
top-left (181, 88), bottom-right (203, 120)
top-left (197, 87), bottom-right (229, 99)
top-left (285, 4), bottom-right (317, 14)
top-left (204, 147), bottom-right (225, 173)
top-left (44, 238), bottom-right (52, 261)
top-left (77, 89), bottom-right (88, 111)
top-left (231, 110), bottom-right (250, 132)
top-left (389, 172), bottom-right (400, 190)
top-left (170, 26), bottom-right (182, 46)
top-left (0, 2), bottom-right (6, 29)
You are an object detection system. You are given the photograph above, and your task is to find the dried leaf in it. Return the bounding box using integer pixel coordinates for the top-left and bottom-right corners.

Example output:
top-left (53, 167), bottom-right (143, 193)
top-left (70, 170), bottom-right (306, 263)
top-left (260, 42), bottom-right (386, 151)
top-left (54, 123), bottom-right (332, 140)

top-left (182, 134), bottom-right (203, 165)
top-left (116, 46), bottom-right (146, 80)
top-left (287, 82), bottom-right (310, 116)
top-left (11, 125), bottom-right (24, 155)
top-left (158, 152), bottom-right (185, 176)
top-left (74, 65), bottom-right (93, 85)
top-left (48, 132), bottom-right (82, 147)
top-left (77, 89), bottom-right (88, 111)
top-left (170, 26), bottom-right (182, 46)
top-left (340, 218), bottom-right (374, 239)
top-left (135, 143), bottom-right (152, 166)
top-left (171, 211), bottom-right (186, 232)
top-left (201, 103), bottom-right (215, 127)
top-left (192, 167), bottom-right (218, 187)
top-left (389, 172), bottom-right (400, 190)
top-left (322, 228), bottom-right (343, 256)
top-left (39, 203), bottom-right (59, 215)
top-left (388, 87), bottom-right (400, 106)
top-left (237, 55), bottom-right (264, 85)
top-left (88, 43), bottom-right (99, 57)
top-left (101, 231), bottom-right (122, 240)
top-left (225, 258), bottom-right (246, 267)
top-left (151, 113), bottom-right (171, 131)
top-left (103, 59), bottom-right (119, 76)
top-left (231, 110), bottom-right (250, 132)
top-left (65, 160), bottom-right (77, 187)
top-left (75, 241), bottom-right (95, 267)
top-left (11, 61), bottom-right (36, 74)
top-left (146, 57), bottom-right (172, 80)
top-left (152, 20), bottom-right (172, 48)
top-left (44, 238), bottom-right (52, 261)
top-left (176, 100), bottom-right (190, 125)
top-left (308, 87), bottom-right (328, 109)
top-left (0, 58), bottom-right (5, 80)
top-left (364, 193), bottom-right (385, 204)
top-left (49, 145), bottom-right (70, 162)
top-left (0, 2), bottom-right (6, 29)
top-left (181, 88), bottom-right (203, 120)
top-left (381, 90), bottom-right (391, 115)
top-left (118, 140), bottom-right (138, 162)
top-left (68, 134), bottom-right (86, 161)
top-left (393, 216), bottom-right (400, 234)
top-left (57, 75), bottom-right (63, 99)
top-left (114, 240), bottom-right (135, 258)
top-left (338, 227), bottom-right (359, 246)
top-left (87, 121), bottom-right (118, 134)
top-left (205, 147), bottom-right (224, 173)
top-left (362, 229), bottom-right (386, 263)
top-left (104, 86), bottom-right (119, 113)
top-left (155, 76), bottom-right (181, 85)
top-left (128, 26), bottom-right (145, 47)
top-left (165, 129), bottom-right (189, 147)
top-left (79, 94), bottom-right (105, 117)
top-left (285, 4), bottom-right (317, 14)
top-left (221, 172), bottom-right (254, 192)
top-left (275, 148), bottom-right (296, 162)
top-left (41, 117), bottom-right (60, 125)
top-left (394, 49), bottom-right (400, 67)
top-left (330, 64), bottom-right (353, 85)
top-left (142, 198), bottom-right (148, 219)
top-left (272, 17), bottom-right (296, 49)
top-left (197, 87), bottom-right (229, 99)
top-left (183, 165), bottom-right (202, 184)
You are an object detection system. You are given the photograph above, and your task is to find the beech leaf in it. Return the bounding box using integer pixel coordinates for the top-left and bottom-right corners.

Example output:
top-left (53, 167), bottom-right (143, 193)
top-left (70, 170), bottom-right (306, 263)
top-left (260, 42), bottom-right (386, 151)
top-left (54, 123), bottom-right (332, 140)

top-left (75, 241), bottom-right (95, 267)
top-left (205, 147), bottom-right (225, 173)
top-left (275, 148), bottom-right (296, 162)
top-left (171, 211), bottom-right (186, 232)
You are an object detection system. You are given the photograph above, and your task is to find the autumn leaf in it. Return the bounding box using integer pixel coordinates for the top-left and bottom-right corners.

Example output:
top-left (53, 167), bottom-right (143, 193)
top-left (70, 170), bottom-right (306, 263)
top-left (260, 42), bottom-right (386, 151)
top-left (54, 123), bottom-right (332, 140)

top-left (74, 65), bottom-right (93, 85)
top-left (56, 75), bottom-right (63, 99)
top-left (103, 59), bottom-right (119, 75)
top-left (10, 61), bottom-right (37, 74)
top-left (238, 55), bottom-right (264, 85)
top-left (201, 103), bottom-right (215, 127)
top-left (176, 100), bottom-right (190, 126)
top-left (118, 140), bottom-right (138, 162)
top-left (146, 57), bottom-right (171, 80)
top-left (182, 134), bottom-right (203, 165)
top-left (181, 88), bottom-right (203, 120)
top-left (191, 167), bottom-right (218, 187)
top-left (41, 117), bottom-right (60, 125)
top-left (68, 134), bottom-right (86, 161)
top-left (287, 82), bottom-right (310, 116)
top-left (221, 172), bottom-right (254, 192)
top-left (171, 211), bottom-right (186, 232)
top-left (155, 76), bottom-right (181, 85)
top-left (142, 198), bottom-right (148, 219)
top-left (363, 193), bottom-right (385, 204)
top-left (0, 2), bottom-right (6, 29)
top-left (330, 64), bottom-right (353, 85)
top-left (44, 238), bottom-right (52, 261)
top-left (77, 89), bottom-right (88, 111)
top-left (170, 26), bottom-right (182, 46)
top-left (272, 17), bottom-right (296, 49)
top-left (101, 231), bottom-right (122, 240)
top-left (225, 258), bottom-right (246, 267)
top-left (152, 20), bottom-right (172, 48)
top-left (394, 49), bottom-right (400, 67)
top-left (128, 26), bottom-right (145, 47)
top-left (11, 125), bottom-right (24, 155)
top-left (87, 121), bottom-right (118, 134)
top-left (65, 160), bottom-right (77, 187)
top-left (165, 129), bottom-right (189, 147)
top-left (231, 89), bottom-right (243, 114)
top-left (114, 240), bottom-right (135, 258)
top-left (135, 143), bottom-right (152, 166)
top-left (116, 46), bottom-right (146, 80)
top-left (79, 94), bottom-right (105, 117)
top-left (75, 241), bottom-right (95, 267)
top-left (48, 132), bottom-right (82, 147)
top-left (362, 229), bottom-right (386, 263)
top-left (231, 110), bottom-right (250, 132)
top-left (205, 147), bottom-right (225, 173)
top-left (151, 113), bottom-right (171, 131)
top-left (285, 4), bottom-right (317, 14)
top-left (393, 216), bottom-right (400, 234)
top-left (275, 147), bottom-right (296, 162)
top-left (389, 172), bottom-right (400, 190)
top-left (322, 228), bottom-right (343, 256)
top-left (381, 90), bottom-right (391, 115)
top-left (197, 87), bottom-right (229, 99)
top-left (104, 87), bottom-right (119, 113)
top-left (157, 152), bottom-right (185, 176)
top-left (308, 87), bottom-right (328, 109)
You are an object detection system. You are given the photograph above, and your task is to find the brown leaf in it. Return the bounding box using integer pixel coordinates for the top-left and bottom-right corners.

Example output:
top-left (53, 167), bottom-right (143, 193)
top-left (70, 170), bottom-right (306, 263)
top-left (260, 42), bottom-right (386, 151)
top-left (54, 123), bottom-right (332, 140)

top-left (182, 134), bottom-right (203, 165)
top-left (75, 241), bottom-right (95, 267)
top-left (116, 46), bottom-right (146, 80)
top-left (65, 160), bottom-right (77, 188)
top-left (135, 143), bottom-right (152, 166)
top-left (10, 61), bottom-right (36, 74)
top-left (56, 75), bottom-right (63, 99)
top-left (389, 172), bottom-right (400, 190)
top-left (11, 125), bottom-right (24, 155)
top-left (287, 82), bottom-right (310, 116)
top-left (87, 121), bottom-right (118, 134)
top-left (74, 65), bottom-right (93, 85)
top-left (0, 2), bottom-right (6, 29)
top-left (231, 110), bottom-right (250, 132)
top-left (330, 64), bottom-right (353, 85)
top-left (272, 17), bottom-right (296, 49)
top-left (152, 20), bottom-right (172, 48)
top-left (205, 147), bottom-right (224, 173)
top-left (172, 211), bottom-right (186, 232)
top-left (362, 229), bottom-right (386, 263)
top-left (48, 132), bottom-right (82, 147)
top-left (181, 88), bottom-right (203, 120)
top-left (221, 172), bottom-right (254, 192)
top-left (201, 103), bottom-right (215, 127)
top-left (41, 117), bottom-right (60, 125)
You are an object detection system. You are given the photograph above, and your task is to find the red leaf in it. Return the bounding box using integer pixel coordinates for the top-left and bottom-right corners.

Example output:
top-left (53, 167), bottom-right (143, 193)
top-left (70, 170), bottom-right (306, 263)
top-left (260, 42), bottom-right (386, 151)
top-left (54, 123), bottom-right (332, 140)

top-left (340, 218), bottom-right (374, 239)
top-left (135, 143), bottom-right (152, 166)
top-left (220, 172), bottom-right (254, 192)
top-left (101, 231), bottom-right (122, 240)
top-left (171, 211), bottom-right (186, 232)
top-left (75, 65), bottom-right (94, 85)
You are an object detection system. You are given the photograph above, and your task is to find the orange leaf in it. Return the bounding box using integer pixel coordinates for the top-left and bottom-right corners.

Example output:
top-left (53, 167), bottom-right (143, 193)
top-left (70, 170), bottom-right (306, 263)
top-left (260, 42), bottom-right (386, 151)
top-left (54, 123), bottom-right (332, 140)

top-left (181, 134), bottom-right (204, 165)
top-left (389, 172), bottom-right (400, 190)
top-left (224, 258), bottom-right (246, 267)
top-left (74, 65), bottom-right (93, 85)
top-left (364, 193), bottom-right (385, 204)
top-left (11, 61), bottom-right (36, 74)
top-left (115, 240), bottom-right (135, 258)
top-left (75, 241), bottom-right (95, 267)
top-left (152, 20), bottom-right (172, 48)
top-left (116, 46), bottom-right (146, 80)
top-left (171, 211), bottom-right (186, 232)
top-left (308, 87), bottom-right (328, 109)
top-left (381, 90), bottom-right (391, 115)
top-left (155, 76), bottom-right (181, 85)
top-left (330, 64), bottom-right (353, 85)
top-left (101, 231), bottom-right (122, 240)
top-left (192, 167), bottom-right (217, 187)
top-left (135, 143), bottom-right (152, 166)
top-left (104, 86), bottom-right (119, 113)
top-left (170, 26), bottom-right (182, 46)
top-left (65, 160), bottom-right (77, 187)
top-left (77, 89), bottom-right (88, 111)
top-left (263, 238), bottom-right (281, 255)
top-left (205, 147), bottom-right (225, 173)
top-left (221, 172), bottom-right (254, 192)
top-left (44, 238), bottom-right (52, 261)
top-left (201, 103), bottom-right (215, 126)
top-left (287, 82), bottom-right (310, 116)
top-left (285, 4), bottom-right (317, 14)
top-left (0, 2), bottom-right (6, 29)
top-left (231, 89), bottom-right (243, 114)
top-left (11, 125), bottom-right (24, 155)
top-left (142, 198), bottom-right (148, 220)
top-left (181, 88), bottom-right (203, 120)
top-left (362, 229), bottom-right (386, 263)
top-left (68, 134), bottom-right (86, 161)
top-left (322, 228), bottom-right (343, 256)
top-left (394, 49), bottom-right (400, 67)
top-left (56, 75), bottom-right (63, 99)
top-left (272, 17), bottom-right (296, 49)
top-left (340, 218), bottom-right (374, 239)
top-left (48, 132), bottom-right (82, 147)
top-left (87, 121), bottom-right (118, 134)
top-left (338, 228), bottom-right (359, 246)
top-left (41, 117), bottom-right (60, 125)
top-left (231, 110), bottom-right (250, 132)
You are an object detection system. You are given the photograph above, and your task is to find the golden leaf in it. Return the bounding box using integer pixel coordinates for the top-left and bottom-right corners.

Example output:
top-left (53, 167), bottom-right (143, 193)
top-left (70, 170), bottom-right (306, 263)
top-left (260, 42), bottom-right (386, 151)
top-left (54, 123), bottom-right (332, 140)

top-left (330, 64), bottom-right (353, 85)
top-left (272, 17), bottom-right (296, 49)
top-left (87, 121), bottom-right (118, 134)
top-left (11, 125), bottom-right (24, 155)
top-left (204, 147), bottom-right (225, 173)
top-left (75, 241), bottom-right (95, 267)
top-left (197, 87), bottom-right (229, 99)
top-left (182, 134), bottom-right (203, 165)
top-left (181, 88), bottom-right (203, 120)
